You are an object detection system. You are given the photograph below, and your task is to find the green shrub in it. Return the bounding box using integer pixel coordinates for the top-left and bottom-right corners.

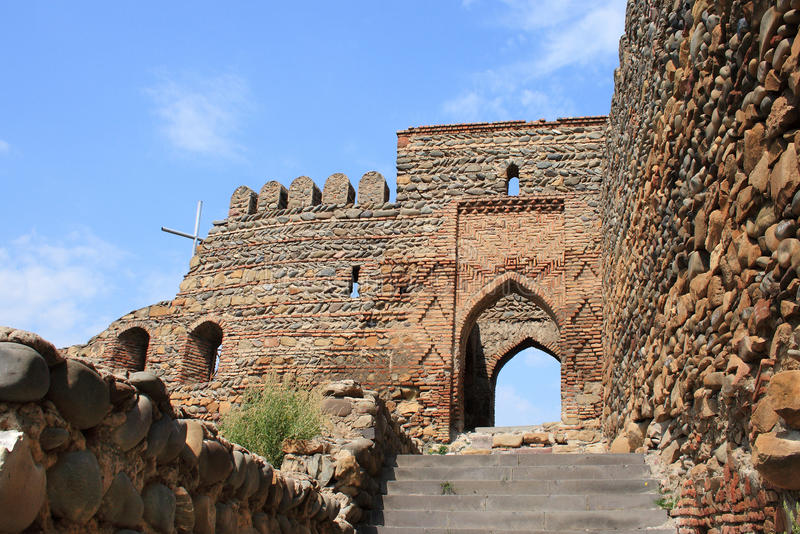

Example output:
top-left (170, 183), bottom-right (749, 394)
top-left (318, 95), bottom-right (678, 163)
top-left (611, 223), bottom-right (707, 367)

top-left (784, 499), bottom-right (800, 534)
top-left (219, 377), bottom-right (322, 466)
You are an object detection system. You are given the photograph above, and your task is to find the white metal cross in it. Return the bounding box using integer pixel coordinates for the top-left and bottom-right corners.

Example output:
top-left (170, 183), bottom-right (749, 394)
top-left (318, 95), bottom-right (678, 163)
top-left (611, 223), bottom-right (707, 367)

top-left (161, 200), bottom-right (204, 258)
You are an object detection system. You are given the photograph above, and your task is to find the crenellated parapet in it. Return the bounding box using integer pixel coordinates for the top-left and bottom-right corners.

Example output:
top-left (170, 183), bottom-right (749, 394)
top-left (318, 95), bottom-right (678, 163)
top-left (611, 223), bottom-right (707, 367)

top-left (227, 171), bottom-right (392, 221)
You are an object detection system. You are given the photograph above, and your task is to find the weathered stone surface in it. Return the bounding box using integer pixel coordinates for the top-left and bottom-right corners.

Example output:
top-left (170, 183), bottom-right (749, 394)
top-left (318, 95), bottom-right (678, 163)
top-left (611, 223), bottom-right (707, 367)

top-left (0, 342), bottom-right (50, 402)
top-left (322, 380), bottom-right (363, 398)
top-left (321, 398), bottom-right (352, 417)
top-left (158, 418), bottom-right (187, 464)
top-left (142, 483), bottom-right (175, 533)
top-left (39, 426), bottom-right (70, 450)
top-left (215, 502), bottom-right (236, 534)
top-left (0, 430), bottom-right (45, 532)
top-left (99, 472), bottom-right (143, 528)
top-left (128, 371), bottom-right (169, 402)
top-left (492, 433), bottom-right (523, 448)
top-left (46, 359), bottom-right (110, 429)
top-left (753, 431), bottom-right (800, 490)
top-left (192, 494), bottom-right (216, 534)
top-left (282, 438), bottom-right (324, 455)
top-left (766, 370), bottom-right (800, 428)
top-left (113, 393), bottom-right (154, 451)
top-left (47, 450), bottom-right (103, 523)
top-left (181, 419), bottom-right (204, 466)
top-left (199, 439), bottom-right (233, 485)
top-left (174, 486), bottom-right (195, 534)
top-left (522, 432), bottom-right (550, 445)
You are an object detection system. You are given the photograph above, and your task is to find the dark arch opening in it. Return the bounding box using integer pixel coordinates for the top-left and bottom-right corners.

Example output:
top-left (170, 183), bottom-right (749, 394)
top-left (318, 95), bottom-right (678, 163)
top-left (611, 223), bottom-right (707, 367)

top-left (113, 327), bottom-right (149, 371)
top-left (506, 164), bottom-right (520, 196)
top-left (182, 321), bottom-right (223, 382)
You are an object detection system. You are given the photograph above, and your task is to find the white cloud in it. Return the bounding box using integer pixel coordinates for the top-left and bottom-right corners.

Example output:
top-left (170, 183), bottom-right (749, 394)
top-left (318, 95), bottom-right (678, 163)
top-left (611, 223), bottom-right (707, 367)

top-left (0, 139), bottom-right (9, 153)
top-left (495, 384), bottom-right (540, 426)
top-left (0, 230), bottom-right (185, 348)
top-left (148, 73), bottom-right (250, 158)
top-left (0, 230), bottom-right (124, 347)
top-left (444, 0), bottom-right (626, 121)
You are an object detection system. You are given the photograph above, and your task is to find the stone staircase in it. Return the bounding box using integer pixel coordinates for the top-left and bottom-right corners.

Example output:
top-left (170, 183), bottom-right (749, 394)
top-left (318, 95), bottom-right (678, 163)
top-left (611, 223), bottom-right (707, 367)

top-left (359, 452), bottom-right (674, 534)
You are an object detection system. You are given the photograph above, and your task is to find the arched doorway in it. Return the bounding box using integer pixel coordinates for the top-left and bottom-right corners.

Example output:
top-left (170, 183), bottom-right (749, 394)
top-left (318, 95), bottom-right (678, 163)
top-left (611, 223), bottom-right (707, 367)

top-left (493, 345), bottom-right (561, 426)
top-left (456, 277), bottom-right (561, 431)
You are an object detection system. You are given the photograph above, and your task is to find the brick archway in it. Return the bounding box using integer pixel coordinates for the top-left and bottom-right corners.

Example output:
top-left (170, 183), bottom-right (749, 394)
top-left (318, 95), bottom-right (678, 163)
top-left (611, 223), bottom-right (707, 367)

top-left (454, 272), bottom-right (562, 431)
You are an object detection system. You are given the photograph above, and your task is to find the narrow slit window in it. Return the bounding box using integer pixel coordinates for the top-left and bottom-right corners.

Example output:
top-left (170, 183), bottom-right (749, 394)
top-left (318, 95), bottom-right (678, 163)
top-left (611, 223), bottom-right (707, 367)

top-left (506, 164), bottom-right (520, 196)
top-left (350, 266), bottom-right (361, 298)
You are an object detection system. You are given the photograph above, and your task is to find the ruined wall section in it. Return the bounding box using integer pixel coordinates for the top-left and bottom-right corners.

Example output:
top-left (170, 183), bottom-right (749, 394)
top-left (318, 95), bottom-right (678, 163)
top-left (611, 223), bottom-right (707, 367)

top-left (604, 0), bottom-right (800, 530)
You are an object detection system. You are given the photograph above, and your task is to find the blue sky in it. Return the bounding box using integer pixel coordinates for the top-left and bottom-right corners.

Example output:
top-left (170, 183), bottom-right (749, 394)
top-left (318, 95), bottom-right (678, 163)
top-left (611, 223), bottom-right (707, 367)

top-left (0, 1), bottom-right (625, 425)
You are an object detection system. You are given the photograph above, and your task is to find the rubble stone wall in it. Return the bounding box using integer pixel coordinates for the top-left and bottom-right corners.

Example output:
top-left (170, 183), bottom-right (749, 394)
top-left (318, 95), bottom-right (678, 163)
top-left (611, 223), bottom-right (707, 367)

top-left (604, 0), bottom-right (800, 530)
top-left (70, 118), bottom-right (606, 441)
top-left (0, 328), bottom-right (349, 534)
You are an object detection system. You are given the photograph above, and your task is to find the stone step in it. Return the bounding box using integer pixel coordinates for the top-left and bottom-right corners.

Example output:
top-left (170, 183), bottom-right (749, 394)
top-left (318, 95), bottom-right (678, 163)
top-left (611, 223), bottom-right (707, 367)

top-left (473, 425), bottom-right (561, 433)
top-left (394, 453), bottom-right (642, 467)
top-left (358, 528), bottom-right (676, 534)
top-left (366, 509), bottom-right (669, 531)
top-left (378, 493), bottom-right (662, 512)
top-left (385, 478), bottom-right (659, 496)
top-left (386, 463), bottom-right (649, 481)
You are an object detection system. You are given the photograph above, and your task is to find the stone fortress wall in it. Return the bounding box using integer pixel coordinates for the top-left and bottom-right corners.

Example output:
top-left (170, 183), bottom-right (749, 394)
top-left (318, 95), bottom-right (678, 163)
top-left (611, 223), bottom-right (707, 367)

top-left (0, 327), bottom-right (417, 534)
top-left (604, 0), bottom-right (800, 530)
top-left (70, 118), bottom-right (606, 442)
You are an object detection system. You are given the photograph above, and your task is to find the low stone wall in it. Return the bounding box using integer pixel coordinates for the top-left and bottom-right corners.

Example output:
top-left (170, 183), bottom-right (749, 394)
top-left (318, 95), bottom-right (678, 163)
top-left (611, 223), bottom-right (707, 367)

top-left (279, 380), bottom-right (420, 524)
top-left (0, 327), bottom-right (365, 534)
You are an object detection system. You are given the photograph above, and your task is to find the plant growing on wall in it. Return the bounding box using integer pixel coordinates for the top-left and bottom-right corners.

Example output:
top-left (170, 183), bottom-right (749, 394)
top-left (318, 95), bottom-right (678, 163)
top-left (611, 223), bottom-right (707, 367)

top-left (219, 376), bottom-right (322, 466)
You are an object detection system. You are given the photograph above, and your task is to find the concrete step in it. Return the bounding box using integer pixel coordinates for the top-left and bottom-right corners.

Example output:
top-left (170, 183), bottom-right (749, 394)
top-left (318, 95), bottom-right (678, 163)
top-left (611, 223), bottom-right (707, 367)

top-left (367, 509), bottom-right (669, 531)
top-left (474, 425), bottom-right (547, 433)
top-left (394, 453), bottom-right (642, 468)
top-left (378, 493), bottom-right (662, 512)
top-left (387, 463), bottom-right (649, 481)
top-left (385, 478), bottom-right (660, 496)
top-left (358, 528), bottom-right (676, 534)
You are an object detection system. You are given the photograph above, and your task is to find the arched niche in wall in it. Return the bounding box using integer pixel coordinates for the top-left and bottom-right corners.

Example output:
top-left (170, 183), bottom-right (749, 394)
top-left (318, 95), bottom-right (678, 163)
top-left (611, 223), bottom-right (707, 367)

top-left (506, 163), bottom-right (520, 196)
top-left (109, 327), bottom-right (150, 372)
top-left (181, 321), bottom-right (223, 382)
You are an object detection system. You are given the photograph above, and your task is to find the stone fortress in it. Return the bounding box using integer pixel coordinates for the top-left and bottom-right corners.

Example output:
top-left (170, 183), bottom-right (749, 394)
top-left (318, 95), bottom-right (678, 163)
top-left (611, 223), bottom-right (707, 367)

top-left (4, 0), bottom-right (800, 531)
top-left (72, 117), bottom-right (606, 443)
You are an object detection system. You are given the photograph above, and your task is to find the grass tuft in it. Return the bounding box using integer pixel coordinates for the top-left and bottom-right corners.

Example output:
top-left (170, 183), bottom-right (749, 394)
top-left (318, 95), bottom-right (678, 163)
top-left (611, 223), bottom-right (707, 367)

top-left (219, 376), bottom-right (322, 466)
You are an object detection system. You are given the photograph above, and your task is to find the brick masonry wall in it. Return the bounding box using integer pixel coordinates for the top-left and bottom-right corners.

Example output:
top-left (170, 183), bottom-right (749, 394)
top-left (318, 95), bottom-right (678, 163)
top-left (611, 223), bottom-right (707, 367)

top-left (604, 0), bottom-right (800, 530)
top-left (69, 119), bottom-right (606, 443)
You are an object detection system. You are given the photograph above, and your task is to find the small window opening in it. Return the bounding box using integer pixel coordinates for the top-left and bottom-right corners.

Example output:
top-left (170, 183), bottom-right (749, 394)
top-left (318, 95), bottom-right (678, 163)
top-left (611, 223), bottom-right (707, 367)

top-left (506, 164), bottom-right (520, 196)
top-left (213, 343), bottom-right (222, 376)
top-left (350, 266), bottom-right (361, 298)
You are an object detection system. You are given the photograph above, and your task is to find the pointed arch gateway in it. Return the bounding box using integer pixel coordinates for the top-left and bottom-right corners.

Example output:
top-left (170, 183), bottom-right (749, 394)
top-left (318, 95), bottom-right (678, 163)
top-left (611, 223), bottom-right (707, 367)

top-left (453, 272), bottom-right (563, 431)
